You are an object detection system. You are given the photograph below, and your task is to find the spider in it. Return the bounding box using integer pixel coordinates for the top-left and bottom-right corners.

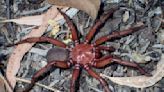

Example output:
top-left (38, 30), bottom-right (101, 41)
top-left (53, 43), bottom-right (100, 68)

top-left (12, 7), bottom-right (149, 92)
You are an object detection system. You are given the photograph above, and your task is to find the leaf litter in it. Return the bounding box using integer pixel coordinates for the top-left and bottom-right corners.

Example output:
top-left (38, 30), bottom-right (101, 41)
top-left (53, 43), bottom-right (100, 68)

top-left (6, 6), bottom-right (62, 89)
top-left (0, 0), bottom-right (163, 92)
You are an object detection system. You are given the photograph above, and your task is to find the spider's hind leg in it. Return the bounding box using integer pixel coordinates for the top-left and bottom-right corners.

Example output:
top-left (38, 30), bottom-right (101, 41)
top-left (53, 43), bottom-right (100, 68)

top-left (23, 61), bottom-right (71, 92)
top-left (92, 55), bottom-right (151, 76)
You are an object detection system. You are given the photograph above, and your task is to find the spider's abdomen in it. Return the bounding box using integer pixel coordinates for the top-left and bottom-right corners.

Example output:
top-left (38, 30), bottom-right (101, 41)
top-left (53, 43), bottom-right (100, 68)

top-left (71, 44), bottom-right (95, 65)
top-left (46, 47), bottom-right (69, 62)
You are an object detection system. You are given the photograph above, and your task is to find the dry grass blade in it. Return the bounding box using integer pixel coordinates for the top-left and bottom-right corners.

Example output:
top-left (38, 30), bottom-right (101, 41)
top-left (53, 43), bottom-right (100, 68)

top-left (47, 0), bottom-right (101, 19)
top-left (6, 6), bottom-right (64, 90)
top-left (100, 54), bottom-right (164, 88)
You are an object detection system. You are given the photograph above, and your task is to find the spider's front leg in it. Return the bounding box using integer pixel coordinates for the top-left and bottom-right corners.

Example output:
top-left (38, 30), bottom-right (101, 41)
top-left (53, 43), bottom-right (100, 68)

top-left (94, 25), bottom-right (145, 46)
top-left (57, 8), bottom-right (79, 43)
top-left (92, 55), bottom-right (150, 76)
top-left (8, 37), bottom-right (67, 48)
top-left (85, 7), bottom-right (118, 43)
top-left (23, 61), bottom-right (71, 92)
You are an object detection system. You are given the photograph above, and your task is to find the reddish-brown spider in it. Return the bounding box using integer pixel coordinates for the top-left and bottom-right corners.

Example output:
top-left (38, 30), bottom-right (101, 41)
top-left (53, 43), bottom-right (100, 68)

top-left (12, 7), bottom-right (149, 92)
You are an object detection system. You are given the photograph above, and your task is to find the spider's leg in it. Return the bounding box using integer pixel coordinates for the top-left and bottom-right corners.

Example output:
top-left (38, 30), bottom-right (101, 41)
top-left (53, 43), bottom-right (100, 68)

top-left (8, 37), bottom-right (67, 48)
top-left (85, 7), bottom-right (118, 43)
top-left (94, 46), bottom-right (115, 59)
top-left (111, 58), bottom-right (151, 76)
top-left (84, 65), bottom-right (111, 92)
top-left (96, 45), bottom-right (115, 52)
top-left (92, 55), bottom-right (150, 76)
top-left (57, 8), bottom-right (78, 43)
top-left (94, 25), bottom-right (144, 46)
top-left (23, 61), bottom-right (71, 92)
top-left (70, 64), bottom-right (80, 92)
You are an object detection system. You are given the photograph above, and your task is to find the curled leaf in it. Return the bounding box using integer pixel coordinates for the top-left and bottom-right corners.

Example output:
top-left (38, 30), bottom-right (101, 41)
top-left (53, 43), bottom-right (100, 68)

top-left (101, 54), bottom-right (164, 88)
top-left (47, 0), bottom-right (101, 19)
top-left (6, 6), bottom-right (64, 89)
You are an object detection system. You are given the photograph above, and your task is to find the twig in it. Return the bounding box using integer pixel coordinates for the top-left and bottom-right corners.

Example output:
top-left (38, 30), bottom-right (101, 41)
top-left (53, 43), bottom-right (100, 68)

top-left (89, 86), bottom-right (103, 92)
top-left (5, 0), bottom-right (15, 39)
top-left (16, 4), bottom-right (51, 16)
top-left (16, 77), bottom-right (61, 92)
top-left (0, 73), bottom-right (13, 92)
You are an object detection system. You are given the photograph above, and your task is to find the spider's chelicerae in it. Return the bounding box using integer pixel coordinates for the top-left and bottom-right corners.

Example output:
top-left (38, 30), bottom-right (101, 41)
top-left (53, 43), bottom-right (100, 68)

top-left (13, 7), bottom-right (149, 92)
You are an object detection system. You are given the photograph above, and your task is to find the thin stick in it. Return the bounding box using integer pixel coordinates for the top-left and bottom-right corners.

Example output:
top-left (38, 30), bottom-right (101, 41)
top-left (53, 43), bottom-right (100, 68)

top-left (16, 77), bottom-right (61, 92)
top-left (0, 73), bottom-right (13, 92)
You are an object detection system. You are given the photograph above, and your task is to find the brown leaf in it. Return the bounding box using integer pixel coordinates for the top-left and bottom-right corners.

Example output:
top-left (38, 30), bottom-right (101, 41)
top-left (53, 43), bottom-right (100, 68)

top-left (47, 0), bottom-right (101, 19)
top-left (0, 7), bottom-right (69, 26)
top-left (0, 73), bottom-right (12, 92)
top-left (6, 6), bottom-right (66, 90)
top-left (1, 15), bottom-right (44, 26)
top-left (0, 77), bottom-right (6, 92)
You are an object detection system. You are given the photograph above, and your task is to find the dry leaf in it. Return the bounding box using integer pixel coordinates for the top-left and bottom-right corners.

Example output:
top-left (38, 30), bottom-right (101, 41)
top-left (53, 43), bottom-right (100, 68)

top-left (1, 15), bottom-right (44, 26)
top-left (0, 73), bottom-right (12, 92)
top-left (101, 54), bottom-right (164, 88)
top-left (48, 0), bottom-right (101, 19)
top-left (6, 6), bottom-right (64, 89)
top-left (0, 77), bottom-right (6, 92)
top-left (0, 8), bottom-right (68, 26)
top-left (0, 7), bottom-right (78, 26)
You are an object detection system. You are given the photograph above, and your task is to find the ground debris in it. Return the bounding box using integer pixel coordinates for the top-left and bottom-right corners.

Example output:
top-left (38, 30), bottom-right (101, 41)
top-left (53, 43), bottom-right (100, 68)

top-left (0, 0), bottom-right (163, 92)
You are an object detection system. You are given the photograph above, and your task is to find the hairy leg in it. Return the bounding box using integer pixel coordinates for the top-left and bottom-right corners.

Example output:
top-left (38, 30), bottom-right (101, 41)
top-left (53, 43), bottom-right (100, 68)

top-left (8, 37), bottom-right (67, 48)
top-left (84, 65), bottom-right (111, 92)
top-left (94, 25), bottom-right (144, 46)
top-left (92, 55), bottom-right (150, 76)
top-left (70, 64), bottom-right (80, 92)
top-left (96, 45), bottom-right (115, 52)
top-left (57, 8), bottom-right (78, 43)
top-left (85, 6), bottom-right (118, 43)
top-left (23, 61), bottom-right (71, 92)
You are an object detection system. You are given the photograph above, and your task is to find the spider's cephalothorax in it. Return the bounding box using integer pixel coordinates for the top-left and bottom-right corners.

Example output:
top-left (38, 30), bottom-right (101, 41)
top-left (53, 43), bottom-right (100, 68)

top-left (13, 7), bottom-right (149, 92)
top-left (71, 44), bottom-right (95, 65)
